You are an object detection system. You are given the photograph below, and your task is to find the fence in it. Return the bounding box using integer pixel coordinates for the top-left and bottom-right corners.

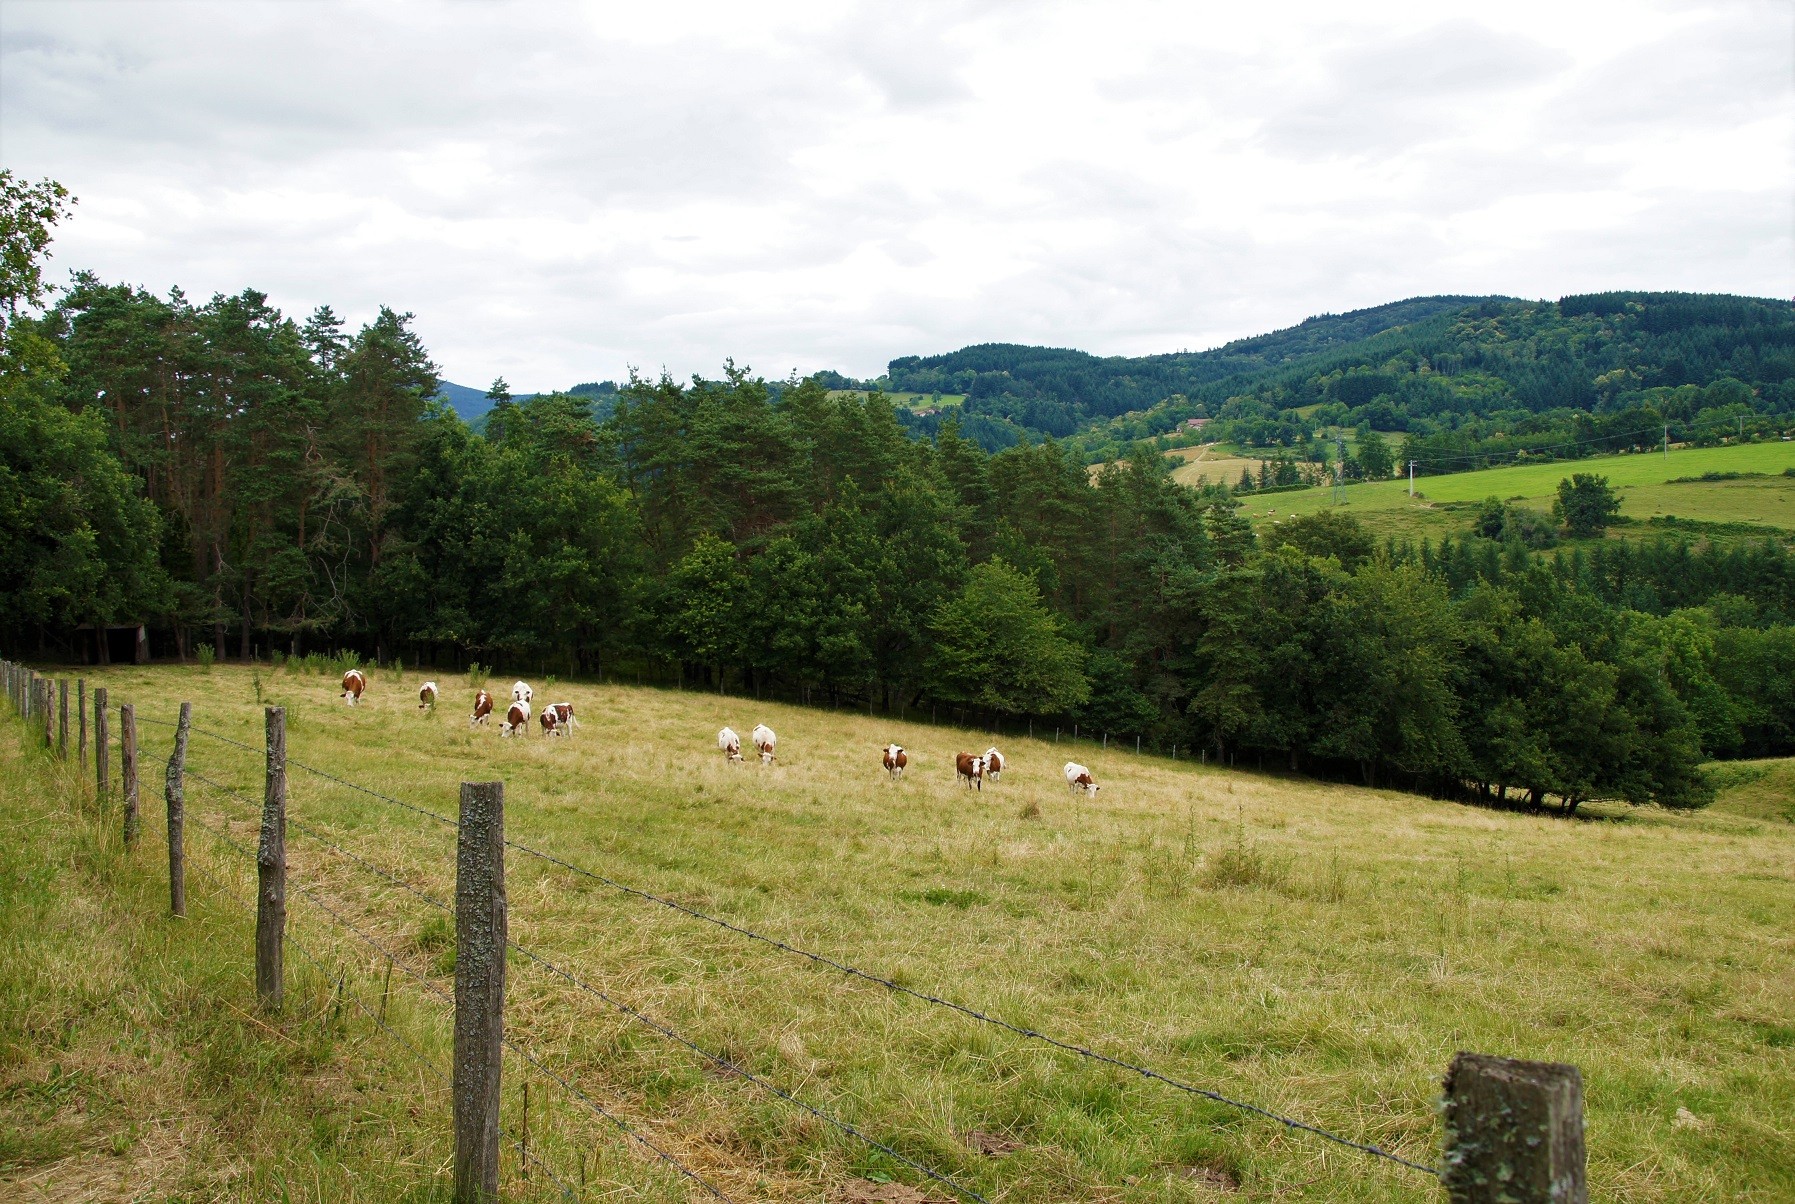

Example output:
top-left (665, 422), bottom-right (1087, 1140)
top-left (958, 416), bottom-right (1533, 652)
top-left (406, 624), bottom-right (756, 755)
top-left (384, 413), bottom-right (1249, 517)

top-left (0, 657), bottom-right (1587, 1204)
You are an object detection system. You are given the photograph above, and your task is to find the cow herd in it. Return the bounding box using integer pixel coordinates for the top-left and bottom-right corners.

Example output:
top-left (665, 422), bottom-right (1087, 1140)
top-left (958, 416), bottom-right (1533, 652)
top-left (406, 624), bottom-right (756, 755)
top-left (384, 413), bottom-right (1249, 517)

top-left (343, 669), bottom-right (1102, 793)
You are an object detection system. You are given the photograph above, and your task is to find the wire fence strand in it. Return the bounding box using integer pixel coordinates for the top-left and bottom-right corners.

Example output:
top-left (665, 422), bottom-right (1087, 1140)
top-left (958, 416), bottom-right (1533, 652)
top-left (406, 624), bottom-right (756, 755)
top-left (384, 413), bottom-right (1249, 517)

top-left (179, 708), bottom-right (1437, 1177)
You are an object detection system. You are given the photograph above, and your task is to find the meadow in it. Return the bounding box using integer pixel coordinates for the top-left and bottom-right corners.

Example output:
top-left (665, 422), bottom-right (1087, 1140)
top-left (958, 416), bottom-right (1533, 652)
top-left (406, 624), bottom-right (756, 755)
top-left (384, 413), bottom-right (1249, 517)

top-left (1235, 441), bottom-right (1795, 544)
top-left (3, 663), bottom-right (1792, 1202)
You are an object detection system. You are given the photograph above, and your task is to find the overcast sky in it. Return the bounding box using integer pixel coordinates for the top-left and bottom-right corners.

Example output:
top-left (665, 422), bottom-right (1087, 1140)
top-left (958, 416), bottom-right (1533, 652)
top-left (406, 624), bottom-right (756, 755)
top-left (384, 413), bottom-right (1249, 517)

top-left (3, 0), bottom-right (1790, 390)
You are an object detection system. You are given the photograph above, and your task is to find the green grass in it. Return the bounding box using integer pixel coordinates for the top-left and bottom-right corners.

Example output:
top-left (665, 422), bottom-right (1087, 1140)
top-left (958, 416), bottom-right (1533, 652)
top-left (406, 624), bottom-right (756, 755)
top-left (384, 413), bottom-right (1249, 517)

top-left (1245, 441), bottom-right (1795, 544)
top-left (6, 664), bottom-right (1794, 1201)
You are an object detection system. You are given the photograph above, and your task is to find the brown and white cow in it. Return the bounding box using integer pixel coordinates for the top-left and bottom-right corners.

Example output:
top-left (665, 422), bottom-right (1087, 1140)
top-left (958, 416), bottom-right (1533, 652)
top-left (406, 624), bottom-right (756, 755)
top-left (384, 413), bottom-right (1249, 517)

top-left (418, 681), bottom-right (439, 709)
top-left (881, 743), bottom-right (907, 778)
top-left (982, 747), bottom-right (1005, 781)
top-left (501, 698), bottom-right (531, 737)
top-left (511, 680), bottom-right (533, 704)
top-left (1064, 761), bottom-right (1099, 795)
top-left (544, 702), bottom-right (577, 732)
top-left (719, 727), bottom-right (744, 762)
top-left (539, 708), bottom-right (564, 737)
top-left (751, 723), bottom-right (776, 764)
top-left (955, 751), bottom-right (985, 790)
top-left (470, 689), bottom-right (494, 727)
top-left (341, 668), bottom-right (366, 706)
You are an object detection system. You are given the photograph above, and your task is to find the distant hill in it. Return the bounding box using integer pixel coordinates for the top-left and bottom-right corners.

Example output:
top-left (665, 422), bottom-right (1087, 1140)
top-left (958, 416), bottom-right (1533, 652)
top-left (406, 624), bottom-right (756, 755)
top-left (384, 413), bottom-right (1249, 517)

top-left (859, 293), bottom-right (1794, 453)
top-left (434, 380), bottom-right (620, 426)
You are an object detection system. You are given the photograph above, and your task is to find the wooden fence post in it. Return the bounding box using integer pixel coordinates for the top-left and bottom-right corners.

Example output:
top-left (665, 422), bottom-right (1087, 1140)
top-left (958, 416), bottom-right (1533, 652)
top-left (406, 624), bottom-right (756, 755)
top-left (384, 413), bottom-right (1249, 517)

top-left (453, 780), bottom-right (506, 1203)
top-left (77, 680), bottom-right (87, 772)
top-left (41, 677), bottom-right (53, 748)
top-left (121, 704), bottom-right (139, 846)
top-left (1442, 1051), bottom-right (1585, 1204)
top-left (166, 701), bottom-right (192, 918)
top-left (95, 688), bottom-right (110, 799)
top-left (257, 707), bottom-right (287, 1009)
top-left (58, 680), bottom-right (68, 759)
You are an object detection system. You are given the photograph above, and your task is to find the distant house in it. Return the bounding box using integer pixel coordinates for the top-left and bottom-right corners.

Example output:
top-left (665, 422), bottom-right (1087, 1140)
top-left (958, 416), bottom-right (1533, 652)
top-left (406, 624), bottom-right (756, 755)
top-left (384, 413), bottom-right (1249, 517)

top-left (1183, 417), bottom-right (1209, 430)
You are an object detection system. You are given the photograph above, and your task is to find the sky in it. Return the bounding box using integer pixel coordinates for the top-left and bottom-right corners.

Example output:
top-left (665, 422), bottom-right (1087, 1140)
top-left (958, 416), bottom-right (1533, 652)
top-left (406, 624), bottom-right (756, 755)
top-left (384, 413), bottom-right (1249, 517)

top-left (2, 0), bottom-right (1791, 392)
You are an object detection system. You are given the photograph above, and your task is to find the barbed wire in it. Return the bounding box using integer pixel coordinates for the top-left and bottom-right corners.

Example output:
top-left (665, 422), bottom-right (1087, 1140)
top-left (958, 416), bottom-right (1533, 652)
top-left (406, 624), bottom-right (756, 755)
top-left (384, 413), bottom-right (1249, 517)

top-left (502, 838), bottom-right (1441, 1176)
top-left (166, 705), bottom-right (1436, 1175)
top-left (181, 811), bottom-right (576, 1200)
top-left (506, 941), bottom-right (989, 1204)
top-left (200, 768), bottom-right (974, 1202)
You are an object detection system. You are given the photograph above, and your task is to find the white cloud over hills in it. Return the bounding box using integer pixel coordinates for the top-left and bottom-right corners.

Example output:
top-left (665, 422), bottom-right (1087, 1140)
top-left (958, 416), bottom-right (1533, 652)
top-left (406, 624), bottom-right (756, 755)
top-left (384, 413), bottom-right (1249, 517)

top-left (3, 0), bottom-right (1789, 389)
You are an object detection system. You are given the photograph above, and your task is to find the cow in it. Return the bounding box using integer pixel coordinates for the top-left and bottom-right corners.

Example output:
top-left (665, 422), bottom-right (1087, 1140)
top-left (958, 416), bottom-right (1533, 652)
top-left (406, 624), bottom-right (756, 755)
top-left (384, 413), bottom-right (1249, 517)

top-left (881, 743), bottom-right (907, 778)
top-left (719, 727), bottom-right (744, 762)
top-left (418, 681), bottom-right (438, 709)
top-left (1064, 761), bottom-right (1099, 795)
top-left (341, 669), bottom-right (366, 706)
top-left (511, 680), bottom-right (533, 704)
top-left (501, 698), bottom-right (531, 737)
top-left (539, 708), bottom-right (564, 737)
top-left (751, 724), bottom-right (777, 764)
top-left (955, 752), bottom-right (985, 790)
top-left (544, 702), bottom-right (577, 732)
top-left (982, 747), bottom-right (1005, 781)
top-left (470, 689), bottom-right (494, 727)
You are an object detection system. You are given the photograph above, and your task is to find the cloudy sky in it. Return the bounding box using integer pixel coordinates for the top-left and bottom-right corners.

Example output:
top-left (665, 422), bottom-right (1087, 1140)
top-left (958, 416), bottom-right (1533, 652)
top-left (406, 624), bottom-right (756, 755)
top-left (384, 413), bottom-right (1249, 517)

top-left (2, 0), bottom-right (1790, 390)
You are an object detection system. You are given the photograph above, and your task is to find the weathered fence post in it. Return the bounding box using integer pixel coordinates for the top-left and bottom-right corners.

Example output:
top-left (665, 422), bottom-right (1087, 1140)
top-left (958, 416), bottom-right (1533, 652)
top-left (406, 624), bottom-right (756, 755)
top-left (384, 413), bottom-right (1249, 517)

top-left (77, 680), bottom-right (87, 771)
top-left (1442, 1052), bottom-right (1585, 1204)
top-left (41, 677), bottom-right (53, 747)
top-left (453, 780), bottom-right (506, 1203)
top-left (121, 704), bottom-right (139, 846)
top-left (166, 701), bottom-right (192, 918)
top-left (58, 680), bottom-right (68, 759)
top-left (257, 707), bottom-right (287, 1009)
top-left (95, 688), bottom-right (110, 798)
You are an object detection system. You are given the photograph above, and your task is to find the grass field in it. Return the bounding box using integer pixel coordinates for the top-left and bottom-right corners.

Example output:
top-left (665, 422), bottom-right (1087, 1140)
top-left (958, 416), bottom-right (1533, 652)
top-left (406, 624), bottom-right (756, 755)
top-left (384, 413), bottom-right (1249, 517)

top-left (1165, 446), bottom-right (1266, 491)
top-left (1240, 442), bottom-right (1795, 543)
top-left (826, 391), bottom-right (965, 413)
top-left (4, 664), bottom-right (1793, 1202)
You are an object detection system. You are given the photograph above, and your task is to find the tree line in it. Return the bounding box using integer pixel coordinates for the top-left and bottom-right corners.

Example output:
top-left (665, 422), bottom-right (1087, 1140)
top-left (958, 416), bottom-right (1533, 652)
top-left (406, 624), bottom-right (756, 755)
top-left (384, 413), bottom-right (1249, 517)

top-left (4, 173), bottom-right (1793, 813)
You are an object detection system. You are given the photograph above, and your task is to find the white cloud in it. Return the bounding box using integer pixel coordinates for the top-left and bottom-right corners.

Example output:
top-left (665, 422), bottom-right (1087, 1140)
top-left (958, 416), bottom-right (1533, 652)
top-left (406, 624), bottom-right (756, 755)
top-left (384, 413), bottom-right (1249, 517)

top-left (1, 0), bottom-right (1788, 390)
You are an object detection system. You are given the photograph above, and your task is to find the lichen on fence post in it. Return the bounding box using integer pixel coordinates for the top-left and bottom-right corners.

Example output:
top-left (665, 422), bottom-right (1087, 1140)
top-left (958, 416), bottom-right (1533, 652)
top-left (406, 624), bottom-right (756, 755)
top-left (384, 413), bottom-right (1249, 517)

top-left (257, 707), bottom-right (287, 1009)
top-left (121, 704), bottom-right (139, 846)
top-left (166, 701), bottom-right (192, 917)
top-left (94, 688), bottom-right (110, 799)
top-left (1442, 1051), bottom-right (1585, 1204)
top-left (453, 780), bottom-right (506, 1203)
top-left (58, 680), bottom-right (68, 759)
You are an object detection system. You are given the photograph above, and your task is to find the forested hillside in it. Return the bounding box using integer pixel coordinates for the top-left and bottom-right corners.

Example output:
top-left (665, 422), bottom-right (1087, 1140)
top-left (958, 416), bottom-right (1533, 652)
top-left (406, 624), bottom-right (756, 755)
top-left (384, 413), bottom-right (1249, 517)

top-left (869, 294), bottom-right (1794, 462)
top-left (5, 171), bottom-right (1794, 813)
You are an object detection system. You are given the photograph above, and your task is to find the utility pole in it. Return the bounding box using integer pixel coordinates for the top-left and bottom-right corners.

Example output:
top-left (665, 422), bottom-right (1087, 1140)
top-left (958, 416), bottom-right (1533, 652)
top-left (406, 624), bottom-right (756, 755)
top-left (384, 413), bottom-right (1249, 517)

top-left (1663, 424), bottom-right (1669, 460)
top-left (1333, 435), bottom-right (1347, 504)
top-left (1408, 460), bottom-right (1416, 498)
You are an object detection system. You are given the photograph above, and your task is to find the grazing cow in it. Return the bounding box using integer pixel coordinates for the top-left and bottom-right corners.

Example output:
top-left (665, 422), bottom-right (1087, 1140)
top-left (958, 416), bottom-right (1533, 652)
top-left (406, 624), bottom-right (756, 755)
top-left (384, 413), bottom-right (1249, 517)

top-left (501, 698), bottom-right (531, 737)
top-left (511, 680), bottom-right (533, 704)
top-left (982, 747), bottom-right (1005, 781)
top-left (539, 708), bottom-right (564, 737)
top-left (1064, 761), bottom-right (1099, 795)
top-left (881, 743), bottom-right (907, 778)
top-left (719, 726), bottom-right (744, 762)
top-left (470, 689), bottom-right (494, 727)
top-left (419, 681), bottom-right (439, 709)
top-left (955, 752), bottom-right (985, 790)
top-left (545, 702), bottom-right (577, 731)
top-left (751, 724), bottom-right (776, 764)
top-left (341, 669), bottom-right (366, 706)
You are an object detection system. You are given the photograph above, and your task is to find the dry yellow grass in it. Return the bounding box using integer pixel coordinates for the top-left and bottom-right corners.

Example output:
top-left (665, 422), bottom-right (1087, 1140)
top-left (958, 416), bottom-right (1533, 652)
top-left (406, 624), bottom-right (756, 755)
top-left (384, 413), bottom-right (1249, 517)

top-left (6, 662), bottom-right (1793, 1202)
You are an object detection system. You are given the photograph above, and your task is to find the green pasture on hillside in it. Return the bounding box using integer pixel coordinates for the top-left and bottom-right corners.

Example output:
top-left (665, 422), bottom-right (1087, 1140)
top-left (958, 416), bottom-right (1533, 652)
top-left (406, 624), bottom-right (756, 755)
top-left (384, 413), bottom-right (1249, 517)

top-left (3, 664), bottom-right (1791, 1202)
top-left (1242, 441), bottom-right (1795, 543)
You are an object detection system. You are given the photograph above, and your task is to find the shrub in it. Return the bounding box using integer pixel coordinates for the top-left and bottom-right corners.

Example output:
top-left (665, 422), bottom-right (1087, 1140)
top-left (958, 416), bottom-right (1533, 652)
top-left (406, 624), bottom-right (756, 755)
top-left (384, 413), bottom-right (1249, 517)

top-left (195, 643), bottom-right (215, 671)
top-left (468, 662), bottom-right (489, 691)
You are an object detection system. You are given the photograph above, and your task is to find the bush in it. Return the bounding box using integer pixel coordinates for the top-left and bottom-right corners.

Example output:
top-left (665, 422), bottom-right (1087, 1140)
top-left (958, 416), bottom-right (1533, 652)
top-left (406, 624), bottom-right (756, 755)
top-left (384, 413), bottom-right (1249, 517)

top-left (195, 643), bottom-right (215, 671)
top-left (468, 662), bottom-right (489, 691)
